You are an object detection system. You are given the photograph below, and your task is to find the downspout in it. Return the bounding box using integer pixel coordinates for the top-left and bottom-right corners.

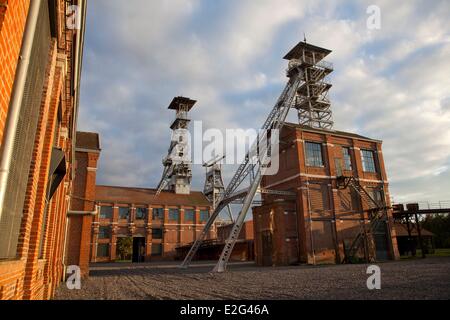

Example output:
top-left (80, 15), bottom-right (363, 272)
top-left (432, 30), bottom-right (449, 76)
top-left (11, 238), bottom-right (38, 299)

top-left (0, 0), bottom-right (42, 220)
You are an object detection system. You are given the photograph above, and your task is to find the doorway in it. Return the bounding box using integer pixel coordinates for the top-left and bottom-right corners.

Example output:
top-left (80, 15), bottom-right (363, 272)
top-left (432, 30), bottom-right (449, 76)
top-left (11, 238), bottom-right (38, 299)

top-left (132, 237), bottom-right (146, 263)
top-left (261, 231), bottom-right (273, 266)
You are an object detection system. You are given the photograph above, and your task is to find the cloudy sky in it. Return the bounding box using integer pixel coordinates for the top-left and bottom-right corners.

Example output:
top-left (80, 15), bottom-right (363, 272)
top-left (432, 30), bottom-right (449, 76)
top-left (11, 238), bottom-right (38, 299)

top-left (77, 0), bottom-right (450, 205)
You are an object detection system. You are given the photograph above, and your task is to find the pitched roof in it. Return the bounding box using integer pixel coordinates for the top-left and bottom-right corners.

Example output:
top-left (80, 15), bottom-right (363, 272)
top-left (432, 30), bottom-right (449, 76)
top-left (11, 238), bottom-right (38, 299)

top-left (95, 185), bottom-right (211, 207)
top-left (394, 223), bottom-right (434, 237)
top-left (76, 131), bottom-right (101, 151)
top-left (283, 122), bottom-right (380, 142)
top-left (283, 41), bottom-right (332, 60)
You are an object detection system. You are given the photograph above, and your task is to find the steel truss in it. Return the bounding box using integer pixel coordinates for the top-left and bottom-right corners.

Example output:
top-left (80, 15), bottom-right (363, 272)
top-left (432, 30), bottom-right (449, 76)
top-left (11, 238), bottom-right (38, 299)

top-left (180, 66), bottom-right (304, 272)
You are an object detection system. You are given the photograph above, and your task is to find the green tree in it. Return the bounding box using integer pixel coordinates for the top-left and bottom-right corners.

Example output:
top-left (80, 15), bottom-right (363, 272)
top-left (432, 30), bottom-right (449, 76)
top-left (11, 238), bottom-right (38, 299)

top-left (116, 237), bottom-right (133, 261)
top-left (422, 214), bottom-right (450, 248)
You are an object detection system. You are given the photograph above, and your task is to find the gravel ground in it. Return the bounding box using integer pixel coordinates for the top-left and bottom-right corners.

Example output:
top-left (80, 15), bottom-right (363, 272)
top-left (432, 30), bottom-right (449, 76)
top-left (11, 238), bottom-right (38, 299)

top-left (54, 257), bottom-right (450, 300)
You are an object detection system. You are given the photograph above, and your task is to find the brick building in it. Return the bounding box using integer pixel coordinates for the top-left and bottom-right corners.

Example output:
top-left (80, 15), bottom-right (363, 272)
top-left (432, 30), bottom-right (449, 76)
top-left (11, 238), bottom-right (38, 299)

top-left (65, 131), bottom-right (100, 277)
top-left (253, 123), bottom-right (400, 265)
top-left (0, 0), bottom-right (86, 299)
top-left (252, 41), bottom-right (399, 266)
top-left (91, 185), bottom-right (214, 262)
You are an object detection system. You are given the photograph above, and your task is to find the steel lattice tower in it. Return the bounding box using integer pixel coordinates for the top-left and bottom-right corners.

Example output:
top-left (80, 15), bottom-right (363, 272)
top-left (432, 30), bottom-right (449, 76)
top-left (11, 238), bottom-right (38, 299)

top-left (284, 41), bottom-right (334, 129)
top-left (156, 97), bottom-right (196, 195)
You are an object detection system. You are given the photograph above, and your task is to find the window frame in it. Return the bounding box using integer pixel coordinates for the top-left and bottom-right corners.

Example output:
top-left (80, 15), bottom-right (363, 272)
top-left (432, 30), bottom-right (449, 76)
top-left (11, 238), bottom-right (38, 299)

top-left (152, 208), bottom-right (164, 220)
top-left (99, 206), bottom-right (113, 219)
top-left (305, 142), bottom-right (324, 167)
top-left (168, 208), bottom-right (180, 222)
top-left (97, 243), bottom-right (110, 257)
top-left (342, 147), bottom-right (352, 171)
top-left (184, 209), bottom-right (195, 222)
top-left (135, 207), bottom-right (147, 220)
top-left (152, 228), bottom-right (163, 239)
top-left (361, 149), bottom-right (377, 173)
top-left (118, 206), bottom-right (130, 220)
top-left (199, 210), bottom-right (209, 223)
top-left (98, 226), bottom-right (110, 239)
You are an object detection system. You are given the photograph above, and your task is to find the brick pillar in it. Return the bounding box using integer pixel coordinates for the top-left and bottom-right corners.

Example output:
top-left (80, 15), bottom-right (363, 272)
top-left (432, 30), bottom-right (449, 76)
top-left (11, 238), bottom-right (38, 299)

top-left (324, 136), bottom-right (341, 263)
top-left (91, 225), bottom-right (99, 263)
top-left (179, 207), bottom-right (184, 246)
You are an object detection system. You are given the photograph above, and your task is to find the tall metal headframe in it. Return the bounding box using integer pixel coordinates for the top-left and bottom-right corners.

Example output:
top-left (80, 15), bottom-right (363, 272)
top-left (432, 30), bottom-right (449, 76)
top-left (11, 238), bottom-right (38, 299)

top-left (284, 41), bottom-right (334, 129)
top-left (156, 97), bottom-right (196, 196)
top-left (180, 44), bottom-right (307, 272)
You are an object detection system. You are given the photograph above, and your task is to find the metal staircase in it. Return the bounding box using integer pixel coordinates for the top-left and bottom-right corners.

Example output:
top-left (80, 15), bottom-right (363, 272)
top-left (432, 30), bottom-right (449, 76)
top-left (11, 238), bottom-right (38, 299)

top-left (336, 176), bottom-right (389, 263)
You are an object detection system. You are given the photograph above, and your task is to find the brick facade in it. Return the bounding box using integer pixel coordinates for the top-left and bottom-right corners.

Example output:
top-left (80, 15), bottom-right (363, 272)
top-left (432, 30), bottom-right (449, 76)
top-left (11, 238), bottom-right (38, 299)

top-left (65, 132), bottom-right (100, 277)
top-left (91, 186), bottom-right (214, 263)
top-left (253, 123), bottom-right (400, 266)
top-left (0, 0), bottom-right (86, 300)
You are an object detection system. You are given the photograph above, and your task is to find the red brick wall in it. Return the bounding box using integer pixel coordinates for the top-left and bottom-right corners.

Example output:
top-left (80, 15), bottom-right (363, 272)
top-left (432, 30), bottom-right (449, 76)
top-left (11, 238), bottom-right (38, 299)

top-left (91, 203), bottom-right (213, 263)
top-left (66, 149), bottom-right (99, 277)
top-left (0, 0), bottom-right (86, 300)
top-left (254, 126), bottom-right (400, 266)
top-left (0, 0), bottom-right (30, 142)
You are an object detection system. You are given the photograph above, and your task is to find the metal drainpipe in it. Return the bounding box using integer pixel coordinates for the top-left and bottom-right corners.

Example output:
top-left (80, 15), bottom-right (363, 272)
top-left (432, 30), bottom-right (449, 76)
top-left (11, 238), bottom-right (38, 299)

top-left (0, 0), bottom-right (42, 220)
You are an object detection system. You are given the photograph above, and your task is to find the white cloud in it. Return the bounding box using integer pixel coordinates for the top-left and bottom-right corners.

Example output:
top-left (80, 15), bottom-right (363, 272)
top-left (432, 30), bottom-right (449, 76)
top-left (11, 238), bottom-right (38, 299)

top-left (79, 0), bottom-right (450, 203)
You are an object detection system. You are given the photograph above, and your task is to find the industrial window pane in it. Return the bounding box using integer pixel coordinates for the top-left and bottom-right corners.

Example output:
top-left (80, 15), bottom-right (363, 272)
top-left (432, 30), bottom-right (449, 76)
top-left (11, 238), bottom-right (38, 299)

top-left (151, 243), bottom-right (162, 256)
top-left (152, 228), bottom-right (163, 239)
top-left (305, 142), bottom-right (323, 167)
top-left (98, 226), bottom-right (110, 239)
top-left (184, 209), bottom-right (195, 222)
top-left (135, 207), bottom-right (147, 220)
top-left (152, 208), bottom-right (164, 220)
top-left (361, 150), bottom-right (376, 173)
top-left (97, 244), bottom-right (110, 257)
top-left (168, 209), bottom-right (179, 221)
top-left (342, 147), bottom-right (352, 170)
top-left (199, 210), bottom-right (209, 222)
top-left (119, 207), bottom-right (130, 220)
top-left (100, 206), bottom-right (113, 219)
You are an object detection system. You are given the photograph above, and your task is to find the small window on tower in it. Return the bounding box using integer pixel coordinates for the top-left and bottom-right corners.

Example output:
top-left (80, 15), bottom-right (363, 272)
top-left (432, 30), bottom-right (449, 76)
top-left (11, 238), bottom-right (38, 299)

top-left (361, 149), bottom-right (377, 173)
top-left (168, 208), bottom-right (179, 221)
top-left (342, 147), bottom-right (352, 170)
top-left (305, 142), bottom-right (324, 167)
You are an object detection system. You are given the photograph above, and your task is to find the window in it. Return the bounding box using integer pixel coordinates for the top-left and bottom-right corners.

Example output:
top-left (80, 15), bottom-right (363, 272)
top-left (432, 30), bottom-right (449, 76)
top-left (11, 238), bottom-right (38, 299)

top-left (199, 210), bottom-right (209, 222)
top-left (152, 228), bottom-right (163, 239)
top-left (98, 226), bottom-right (110, 239)
top-left (152, 208), bottom-right (164, 220)
top-left (184, 209), bottom-right (195, 222)
top-left (305, 142), bottom-right (324, 167)
top-left (100, 206), bottom-right (113, 219)
top-left (369, 188), bottom-right (384, 207)
top-left (342, 147), bottom-right (352, 170)
top-left (135, 207), bottom-right (147, 220)
top-left (119, 207), bottom-right (130, 220)
top-left (168, 208), bottom-right (179, 221)
top-left (361, 149), bottom-right (377, 173)
top-left (97, 244), bottom-right (110, 257)
top-left (151, 243), bottom-right (162, 256)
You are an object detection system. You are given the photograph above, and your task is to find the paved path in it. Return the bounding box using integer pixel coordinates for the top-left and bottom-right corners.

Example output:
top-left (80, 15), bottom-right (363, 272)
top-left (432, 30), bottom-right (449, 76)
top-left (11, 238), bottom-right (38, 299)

top-left (54, 257), bottom-right (450, 300)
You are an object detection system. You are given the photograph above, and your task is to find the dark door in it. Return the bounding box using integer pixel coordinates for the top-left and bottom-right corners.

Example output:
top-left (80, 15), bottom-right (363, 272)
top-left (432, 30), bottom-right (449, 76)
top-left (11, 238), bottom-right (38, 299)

top-left (261, 231), bottom-right (273, 266)
top-left (132, 237), bottom-right (145, 262)
top-left (374, 223), bottom-right (389, 261)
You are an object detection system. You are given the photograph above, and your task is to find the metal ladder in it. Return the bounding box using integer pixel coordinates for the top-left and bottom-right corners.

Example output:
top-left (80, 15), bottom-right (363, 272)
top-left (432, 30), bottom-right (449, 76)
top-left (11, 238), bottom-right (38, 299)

top-left (337, 176), bottom-right (388, 263)
top-left (180, 70), bottom-right (304, 272)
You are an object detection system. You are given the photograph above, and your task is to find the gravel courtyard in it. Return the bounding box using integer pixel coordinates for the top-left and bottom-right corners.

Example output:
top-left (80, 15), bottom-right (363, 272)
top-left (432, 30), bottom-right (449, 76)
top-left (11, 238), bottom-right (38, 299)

top-left (54, 257), bottom-right (450, 300)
